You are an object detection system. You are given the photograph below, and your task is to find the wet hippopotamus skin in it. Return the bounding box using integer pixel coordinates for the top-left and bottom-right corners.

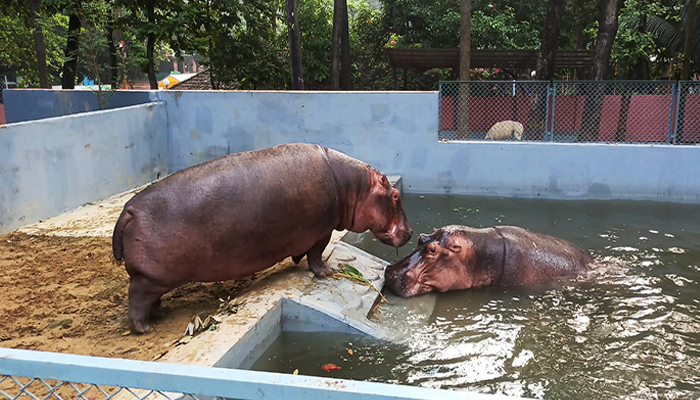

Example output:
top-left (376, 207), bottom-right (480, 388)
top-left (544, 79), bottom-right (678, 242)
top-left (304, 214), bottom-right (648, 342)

top-left (112, 143), bottom-right (412, 333)
top-left (385, 225), bottom-right (592, 297)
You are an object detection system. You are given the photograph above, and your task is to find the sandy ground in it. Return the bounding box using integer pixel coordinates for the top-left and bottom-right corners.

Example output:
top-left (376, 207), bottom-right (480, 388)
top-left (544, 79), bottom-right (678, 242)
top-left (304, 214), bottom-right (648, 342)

top-left (0, 180), bottom-right (284, 362)
top-left (0, 231), bottom-right (267, 361)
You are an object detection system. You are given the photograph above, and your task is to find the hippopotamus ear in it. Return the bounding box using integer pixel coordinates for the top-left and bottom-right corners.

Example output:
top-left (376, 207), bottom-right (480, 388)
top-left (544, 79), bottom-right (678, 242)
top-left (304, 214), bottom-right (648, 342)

top-left (418, 233), bottom-right (431, 246)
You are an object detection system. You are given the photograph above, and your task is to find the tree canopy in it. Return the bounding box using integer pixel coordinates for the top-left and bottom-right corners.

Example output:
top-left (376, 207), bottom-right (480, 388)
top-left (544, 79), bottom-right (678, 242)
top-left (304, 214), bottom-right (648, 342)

top-left (1, 0), bottom-right (698, 90)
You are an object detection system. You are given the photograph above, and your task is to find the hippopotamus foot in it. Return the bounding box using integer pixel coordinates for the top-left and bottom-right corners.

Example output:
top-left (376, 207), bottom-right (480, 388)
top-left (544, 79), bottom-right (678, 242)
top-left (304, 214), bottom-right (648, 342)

top-left (150, 299), bottom-right (169, 319)
top-left (307, 233), bottom-right (333, 278)
top-left (291, 254), bottom-right (305, 265)
top-left (127, 275), bottom-right (168, 334)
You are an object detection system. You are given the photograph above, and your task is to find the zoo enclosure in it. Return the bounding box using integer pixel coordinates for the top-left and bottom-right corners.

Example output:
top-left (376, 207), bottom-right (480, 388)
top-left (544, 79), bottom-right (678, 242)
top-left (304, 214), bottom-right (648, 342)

top-left (0, 348), bottom-right (515, 400)
top-left (439, 81), bottom-right (700, 144)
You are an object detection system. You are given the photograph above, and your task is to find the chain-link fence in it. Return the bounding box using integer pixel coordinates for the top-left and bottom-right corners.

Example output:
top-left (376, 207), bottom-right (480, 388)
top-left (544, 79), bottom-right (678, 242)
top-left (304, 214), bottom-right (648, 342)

top-left (0, 348), bottom-right (497, 400)
top-left (439, 81), bottom-right (549, 141)
top-left (0, 376), bottom-right (183, 400)
top-left (675, 81), bottom-right (700, 144)
top-left (439, 80), bottom-right (700, 145)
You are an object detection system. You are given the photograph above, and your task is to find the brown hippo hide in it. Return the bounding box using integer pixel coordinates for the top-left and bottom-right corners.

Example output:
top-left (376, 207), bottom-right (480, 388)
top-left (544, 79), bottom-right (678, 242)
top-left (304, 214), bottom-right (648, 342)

top-left (385, 225), bottom-right (592, 297)
top-left (113, 143), bottom-right (412, 333)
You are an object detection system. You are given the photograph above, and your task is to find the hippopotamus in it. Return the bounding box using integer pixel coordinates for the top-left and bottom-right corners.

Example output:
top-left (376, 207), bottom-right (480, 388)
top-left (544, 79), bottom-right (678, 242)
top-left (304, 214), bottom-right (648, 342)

top-left (113, 143), bottom-right (412, 333)
top-left (385, 225), bottom-right (592, 297)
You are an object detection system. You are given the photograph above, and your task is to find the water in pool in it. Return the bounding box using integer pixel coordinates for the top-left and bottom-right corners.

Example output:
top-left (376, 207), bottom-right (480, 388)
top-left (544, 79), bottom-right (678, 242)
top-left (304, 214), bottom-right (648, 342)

top-left (252, 194), bottom-right (700, 399)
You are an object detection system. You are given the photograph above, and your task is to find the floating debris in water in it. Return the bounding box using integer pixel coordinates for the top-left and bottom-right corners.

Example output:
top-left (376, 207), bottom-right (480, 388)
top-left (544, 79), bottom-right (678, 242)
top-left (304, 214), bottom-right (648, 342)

top-left (322, 364), bottom-right (341, 371)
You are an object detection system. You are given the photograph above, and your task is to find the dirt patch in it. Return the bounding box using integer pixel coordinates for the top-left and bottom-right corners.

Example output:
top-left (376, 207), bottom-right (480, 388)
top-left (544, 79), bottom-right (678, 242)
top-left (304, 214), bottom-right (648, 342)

top-left (0, 232), bottom-right (258, 361)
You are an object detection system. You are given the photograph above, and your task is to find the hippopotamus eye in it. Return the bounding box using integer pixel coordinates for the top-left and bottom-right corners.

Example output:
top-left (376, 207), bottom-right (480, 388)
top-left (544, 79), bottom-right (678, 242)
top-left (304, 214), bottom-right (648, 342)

top-left (392, 191), bottom-right (399, 201)
top-left (427, 243), bottom-right (437, 254)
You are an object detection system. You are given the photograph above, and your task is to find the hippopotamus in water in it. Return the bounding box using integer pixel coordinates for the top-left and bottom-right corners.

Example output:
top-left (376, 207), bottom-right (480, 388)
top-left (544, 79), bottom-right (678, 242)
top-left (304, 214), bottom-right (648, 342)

top-left (385, 225), bottom-right (592, 297)
top-left (113, 143), bottom-right (412, 333)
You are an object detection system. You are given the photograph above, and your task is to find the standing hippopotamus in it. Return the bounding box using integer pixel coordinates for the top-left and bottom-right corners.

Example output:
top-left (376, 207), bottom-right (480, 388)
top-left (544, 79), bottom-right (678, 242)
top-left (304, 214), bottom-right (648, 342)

top-left (113, 143), bottom-right (412, 333)
top-left (385, 225), bottom-right (592, 297)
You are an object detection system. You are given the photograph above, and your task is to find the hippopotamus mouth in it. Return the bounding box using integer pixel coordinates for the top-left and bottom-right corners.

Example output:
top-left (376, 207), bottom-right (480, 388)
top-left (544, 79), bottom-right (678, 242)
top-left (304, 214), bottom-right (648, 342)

top-left (373, 224), bottom-right (413, 248)
top-left (384, 250), bottom-right (427, 297)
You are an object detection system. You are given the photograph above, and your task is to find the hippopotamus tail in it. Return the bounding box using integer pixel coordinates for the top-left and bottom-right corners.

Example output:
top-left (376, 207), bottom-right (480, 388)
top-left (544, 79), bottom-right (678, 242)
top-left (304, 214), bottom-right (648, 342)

top-left (112, 207), bottom-right (133, 261)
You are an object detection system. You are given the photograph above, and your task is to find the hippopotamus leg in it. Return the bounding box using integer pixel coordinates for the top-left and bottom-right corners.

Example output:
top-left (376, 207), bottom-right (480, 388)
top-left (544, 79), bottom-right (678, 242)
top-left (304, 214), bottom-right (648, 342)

top-left (291, 254), bottom-right (305, 265)
top-left (306, 233), bottom-right (333, 277)
top-left (127, 275), bottom-right (170, 333)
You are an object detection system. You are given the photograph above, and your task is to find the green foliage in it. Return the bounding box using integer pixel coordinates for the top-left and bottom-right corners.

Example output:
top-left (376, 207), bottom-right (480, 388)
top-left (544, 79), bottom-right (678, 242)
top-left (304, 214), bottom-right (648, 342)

top-left (297, 0), bottom-right (334, 86)
top-left (9, 0), bottom-right (700, 91)
top-left (0, 2), bottom-right (66, 87)
top-left (350, 0), bottom-right (391, 89)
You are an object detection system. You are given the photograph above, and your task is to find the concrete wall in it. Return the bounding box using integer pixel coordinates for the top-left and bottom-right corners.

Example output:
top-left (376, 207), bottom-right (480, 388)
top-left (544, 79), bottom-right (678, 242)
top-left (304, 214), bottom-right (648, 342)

top-left (4, 89), bottom-right (700, 209)
top-left (4, 89), bottom-right (155, 123)
top-left (0, 102), bottom-right (169, 234)
top-left (151, 90), bottom-right (700, 204)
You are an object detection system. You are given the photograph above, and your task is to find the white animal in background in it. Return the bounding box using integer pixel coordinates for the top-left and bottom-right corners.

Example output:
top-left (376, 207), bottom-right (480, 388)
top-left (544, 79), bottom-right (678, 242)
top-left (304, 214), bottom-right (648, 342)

top-left (485, 120), bottom-right (524, 140)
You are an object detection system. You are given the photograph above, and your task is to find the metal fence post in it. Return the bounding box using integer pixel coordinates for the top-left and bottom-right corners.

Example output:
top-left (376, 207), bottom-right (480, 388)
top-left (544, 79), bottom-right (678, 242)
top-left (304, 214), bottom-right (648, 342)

top-left (545, 83), bottom-right (555, 141)
top-left (672, 81), bottom-right (682, 144)
top-left (666, 82), bottom-right (677, 144)
top-left (438, 81), bottom-right (443, 139)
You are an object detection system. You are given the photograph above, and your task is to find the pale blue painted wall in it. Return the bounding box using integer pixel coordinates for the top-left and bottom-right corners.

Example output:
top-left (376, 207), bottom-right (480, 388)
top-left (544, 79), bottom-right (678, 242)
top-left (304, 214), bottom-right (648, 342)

top-left (0, 102), bottom-right (169, 234)
top-left (3, 89), bottom-right (154, 123)
top-left (4, 89), bottom-right (700, 215)
top-left (151, 90), bottom-right (700, 203)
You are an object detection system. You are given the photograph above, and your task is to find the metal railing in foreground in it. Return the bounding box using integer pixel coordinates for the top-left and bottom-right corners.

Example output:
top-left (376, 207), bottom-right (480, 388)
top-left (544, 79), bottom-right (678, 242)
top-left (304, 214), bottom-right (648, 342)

top-left (0, 348), bottom-right (526, 400)
top-left (438, 80), bottom-right (700, 145)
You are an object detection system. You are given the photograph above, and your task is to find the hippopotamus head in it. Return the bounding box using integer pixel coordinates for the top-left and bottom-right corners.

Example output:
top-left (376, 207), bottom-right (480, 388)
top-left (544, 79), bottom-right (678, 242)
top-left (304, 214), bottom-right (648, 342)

top-left (352, 170), bottom-right (412, 248)
top-left (384, 226), bottom-right (493, 297)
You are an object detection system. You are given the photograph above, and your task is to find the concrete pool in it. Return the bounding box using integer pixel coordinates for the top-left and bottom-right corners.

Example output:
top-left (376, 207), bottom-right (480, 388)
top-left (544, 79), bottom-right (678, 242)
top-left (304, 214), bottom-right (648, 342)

top-left (3, 89), bottom-right (700, 400)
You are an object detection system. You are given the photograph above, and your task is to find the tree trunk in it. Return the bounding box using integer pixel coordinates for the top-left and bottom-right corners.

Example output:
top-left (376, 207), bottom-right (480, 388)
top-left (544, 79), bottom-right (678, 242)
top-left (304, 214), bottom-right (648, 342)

top-left (330, 0), bottom-right (342, 89)
top-left (682, 0), bottom-right (697, 80)
top-left (61, 1), bottom-right (82, 89)
top-left (526, 0), bottom-right (567, 141)
top-left (456, 0), bottom-right (471, 139)
top-left (572, 1), bottom-right (586, 80)
top-left (205, 0), bottom-right (218, 89)
top-left (115, 6), bottom-right (128, 88)
top-left (590, 0), bottom-right (621, 80)
top-left (107, 21), bottom-right (118, 88)
top-left (580, 0), bottom-right (622, 142)
top-left (286, 0), bottom-right (304, 90)
top-left (146, 0), bottom-right (157, 89)
top-left (615, 15), bottom-right (649, 142)
top-left (535, 0), bottom-right (568, 81)
top-left (28, 0), bottom-right (50, 88)
top-left (340, 0), bottom-right (352, 90)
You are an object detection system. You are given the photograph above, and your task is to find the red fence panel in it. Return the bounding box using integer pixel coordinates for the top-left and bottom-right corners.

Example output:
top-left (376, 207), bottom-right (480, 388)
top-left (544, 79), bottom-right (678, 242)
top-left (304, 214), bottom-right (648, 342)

top-left (598, 95), bottom-right (622, 142)
top-left (625, 95), bottom-right (672, 142)
top-left (551, 95), bottom-right (585, 132)
top-left (682, 93), bottom-right (700, 143)
top-left (440, 97), bottom-right (455, 131)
